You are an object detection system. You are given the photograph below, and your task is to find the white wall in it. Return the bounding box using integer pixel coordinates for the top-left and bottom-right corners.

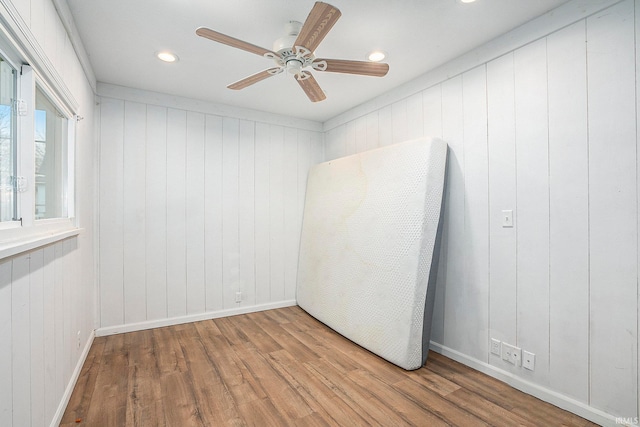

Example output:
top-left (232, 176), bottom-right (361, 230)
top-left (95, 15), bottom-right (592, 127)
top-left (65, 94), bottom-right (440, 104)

top-left (96, 84), bottom-right (323, 333)
top-left (0, 0), bottom-right (97, 426)
top-left (325, 0), bottom-right (637, 423)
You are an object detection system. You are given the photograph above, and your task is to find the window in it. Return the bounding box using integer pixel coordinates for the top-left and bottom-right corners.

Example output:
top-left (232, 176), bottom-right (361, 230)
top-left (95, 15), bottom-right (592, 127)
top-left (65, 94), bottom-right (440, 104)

top-left (0, 55), bottom-right (16, 222)
top-left (35, 86), bottom-right (68, 220)
top-left (0, 15), bottom-right (78, 258)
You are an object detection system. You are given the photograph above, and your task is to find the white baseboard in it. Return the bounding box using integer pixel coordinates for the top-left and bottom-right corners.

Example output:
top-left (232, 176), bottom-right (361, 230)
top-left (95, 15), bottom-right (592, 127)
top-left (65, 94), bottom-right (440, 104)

top-left (95, 300), bottom-right (298, 337)
top-left (429, 342), bottom-right (620, 427)
top-left (50, 329), bottom-right (96, 427)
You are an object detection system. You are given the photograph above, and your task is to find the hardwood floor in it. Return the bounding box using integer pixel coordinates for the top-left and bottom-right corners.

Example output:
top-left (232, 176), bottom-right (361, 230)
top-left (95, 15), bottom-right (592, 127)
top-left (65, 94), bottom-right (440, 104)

top-left (62, 306), bottom-right (597, 426)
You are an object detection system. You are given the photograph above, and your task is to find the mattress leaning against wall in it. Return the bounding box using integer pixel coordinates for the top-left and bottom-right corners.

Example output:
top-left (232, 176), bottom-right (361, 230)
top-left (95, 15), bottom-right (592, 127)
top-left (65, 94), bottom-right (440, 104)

top-left (296, 137), bottom-right (448, 370)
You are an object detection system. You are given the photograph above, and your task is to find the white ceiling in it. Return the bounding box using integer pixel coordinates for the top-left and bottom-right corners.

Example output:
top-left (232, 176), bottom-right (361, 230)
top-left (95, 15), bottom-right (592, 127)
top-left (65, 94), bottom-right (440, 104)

top-left (65, 0), bottom-right (569, 122)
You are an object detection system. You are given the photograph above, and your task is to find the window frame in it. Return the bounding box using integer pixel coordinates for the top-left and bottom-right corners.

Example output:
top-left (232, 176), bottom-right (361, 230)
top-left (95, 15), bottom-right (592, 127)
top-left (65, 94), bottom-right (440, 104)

top-left (0, 43), bottom-right (21, 232)
top-left (34, 78), bottom-right (74, 222)
top-left (0, 35), bottom-right (79, 257)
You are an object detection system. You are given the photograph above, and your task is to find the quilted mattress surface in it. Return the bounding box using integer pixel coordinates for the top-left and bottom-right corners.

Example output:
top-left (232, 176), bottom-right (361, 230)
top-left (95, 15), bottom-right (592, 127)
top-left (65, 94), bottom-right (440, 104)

top-left (296, 137), bottom-right (447, 370)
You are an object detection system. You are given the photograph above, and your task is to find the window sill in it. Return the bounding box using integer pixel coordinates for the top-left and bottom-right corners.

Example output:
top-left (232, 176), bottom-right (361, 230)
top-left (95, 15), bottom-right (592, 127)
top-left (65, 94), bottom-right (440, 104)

top-left (0, 225), bottom-right (82, 260)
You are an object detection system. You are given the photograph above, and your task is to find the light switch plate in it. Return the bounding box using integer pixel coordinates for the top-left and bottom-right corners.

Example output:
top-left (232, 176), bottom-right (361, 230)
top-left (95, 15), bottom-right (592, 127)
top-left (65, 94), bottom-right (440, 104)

top-left (502, 210), bottom-right (513, 228)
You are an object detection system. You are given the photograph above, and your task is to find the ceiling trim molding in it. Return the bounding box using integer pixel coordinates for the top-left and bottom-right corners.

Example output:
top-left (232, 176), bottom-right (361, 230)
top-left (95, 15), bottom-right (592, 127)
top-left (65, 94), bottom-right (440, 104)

top-left (0, 0), bottom-right (79, 112)
top-left (323, 0), bottom-right (625, 131)
top-left (52, 0), bottom-right (96, 92)
top-left (97, 82), bottom-right (324, 132)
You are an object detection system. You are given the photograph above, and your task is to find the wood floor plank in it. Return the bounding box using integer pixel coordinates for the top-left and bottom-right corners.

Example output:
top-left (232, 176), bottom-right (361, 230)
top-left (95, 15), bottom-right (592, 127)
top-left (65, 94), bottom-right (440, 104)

top-left (267, 349), bottom-right (374, 426)
top-left (446, 387), bottom-right (539, 426)
top-left (249, 311), bottom-right (320, 363)
top-left (64, 307), bottom-right (598, 427)
top-left (301, 368), bottom-right (379, 425)
top-left (178, 335), bottom-right (243, 426)
top-left (125, 330), bottom-right (165, 427)
top-left (153, 326), bottom-right (188, 375)
top-left (59, 336), bottom-right (106, 424)
top-left (404, 363), bottom-right (462, 397)
top-left (160, 371), bottom-right (205, 427)
top-left (393, 378), bottom-right (490, 426)
top-left (347, 368), bottom-right (449, 426)
top-left (235, 341), bottom-right (314, 421)
top-left (83, 334), bottom-right (129, 427)
top-left (198, 331), bottom-right (267, 405)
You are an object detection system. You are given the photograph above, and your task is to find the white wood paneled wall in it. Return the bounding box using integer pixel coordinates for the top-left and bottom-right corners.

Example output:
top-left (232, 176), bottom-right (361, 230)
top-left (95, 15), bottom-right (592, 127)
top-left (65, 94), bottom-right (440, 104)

top-left (97, 96), bottom-right (323, 328)
top-left (0, 240), bottom-right (92, 427)
top-left (0, 1), bottom-right (98, 427)
top-left (324, 0), bottom-right (637, 420)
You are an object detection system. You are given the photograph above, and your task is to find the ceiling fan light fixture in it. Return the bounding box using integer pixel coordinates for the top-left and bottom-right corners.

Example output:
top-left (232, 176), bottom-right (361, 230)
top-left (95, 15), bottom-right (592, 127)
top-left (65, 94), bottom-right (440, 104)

top-left (286, 59), bottom-right (303, 75)
top-left (156, 51), bottom-right (179, 63)
top-left (367, 50), bottom-right (386, 62)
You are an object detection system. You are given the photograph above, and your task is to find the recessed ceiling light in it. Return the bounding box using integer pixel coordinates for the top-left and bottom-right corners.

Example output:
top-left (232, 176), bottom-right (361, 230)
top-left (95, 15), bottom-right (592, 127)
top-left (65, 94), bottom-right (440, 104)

top-left (460, 0), bottom-right (476, 3)
top-left (367, 50), bottom-right (386, 62)
top-left (156, 51), bottom-right (179, 63)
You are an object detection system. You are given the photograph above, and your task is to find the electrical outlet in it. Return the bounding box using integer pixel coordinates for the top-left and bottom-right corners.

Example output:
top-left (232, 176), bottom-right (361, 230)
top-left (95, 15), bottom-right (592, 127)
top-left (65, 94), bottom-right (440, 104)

top-left (490, 338), bottom-right (501, 356)
top-left (235, 291), bottom-right (242, 303)
top-left (501, 342), bottom-right (521, 366)
top-left (76, 330), bottom-right (81, 349)
top-left (523, 350), bottom-right (535, 371)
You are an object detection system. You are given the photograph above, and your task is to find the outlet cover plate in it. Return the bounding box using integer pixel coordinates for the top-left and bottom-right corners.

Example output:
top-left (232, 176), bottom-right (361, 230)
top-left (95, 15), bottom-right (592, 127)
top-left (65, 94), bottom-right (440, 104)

top-left (490, 338), bottom-right (501, 356)
top-left (523, 350), bottom-right (535, 371)
top-left (501, 342), bottom-right (521, 366)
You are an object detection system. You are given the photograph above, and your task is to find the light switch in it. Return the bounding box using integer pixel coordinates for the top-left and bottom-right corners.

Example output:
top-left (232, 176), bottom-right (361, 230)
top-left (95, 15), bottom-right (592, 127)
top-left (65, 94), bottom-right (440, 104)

top-left (502, 210), bottom-right (513, 228)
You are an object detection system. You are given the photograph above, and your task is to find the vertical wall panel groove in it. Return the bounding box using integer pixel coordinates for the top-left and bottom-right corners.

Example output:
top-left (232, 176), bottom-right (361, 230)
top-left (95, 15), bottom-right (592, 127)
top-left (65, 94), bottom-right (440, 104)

top-left (269, 125), bottom-right (285, 302)
top-left (635, 0), bottom-right (640, 415)
top-left (487, 53), bottom-right (518, 348)
top-left (423, 84), bottom-right (445, 343)
top-left (365, 111), bottom-right (379, 150)
top-left (283, 127), bottom-right (299, 301)
top-left (123, 101), bottom-right (147, 324)
top-left (29, 249), bottom-right (45, 427)
top-left (355, 116), bottom-right (367, 153)
top-left (99, 98), bottom-right (124, 327)
top-left (222, 117), bottom-right (240, 309)
top-left (514, 38), bottom-right (550, 385)
top-left (239, 120), bottom-right (256, 307)
top-left (461, 65), bottom-right (490, 363)
top-left (166, 109), bottom-right (188, 317)
top-left (204, 115), bottom-right (223, 312)
top-left (440, 75), bottom-right (466, 357)
top-left (254, 122), bottom-right (271, 304)
top-left (547, 20), bottom-right (590, 402)
top-left (42, 246), bottom-right (56, 421)
top-left (12, 254), bottom-right (30, 427)
top-left (185, 112), bottom-right (206, 315)
top-left (146, 105), bottom-right (168, 320)
top-left (0, 260), bottom-right (11, 426)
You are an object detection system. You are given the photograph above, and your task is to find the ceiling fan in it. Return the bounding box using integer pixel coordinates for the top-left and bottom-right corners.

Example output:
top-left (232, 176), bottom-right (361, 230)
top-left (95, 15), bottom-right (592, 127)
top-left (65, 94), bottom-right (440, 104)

top-left (196, 1), bottom-right (389, 102)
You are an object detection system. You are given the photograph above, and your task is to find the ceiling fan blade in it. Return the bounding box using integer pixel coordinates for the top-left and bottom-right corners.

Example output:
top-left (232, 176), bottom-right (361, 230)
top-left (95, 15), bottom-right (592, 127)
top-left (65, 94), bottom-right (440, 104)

top-left (295, 72), bottom-right (326, 102)
top-left (294, 2), bottom-right (341, 54)
top-left (196, 27), bottom-right (277, 58)
top-left (313, 59), bottom-right (389, 77)
top-left (228, 68), bottom-right (283, 90)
